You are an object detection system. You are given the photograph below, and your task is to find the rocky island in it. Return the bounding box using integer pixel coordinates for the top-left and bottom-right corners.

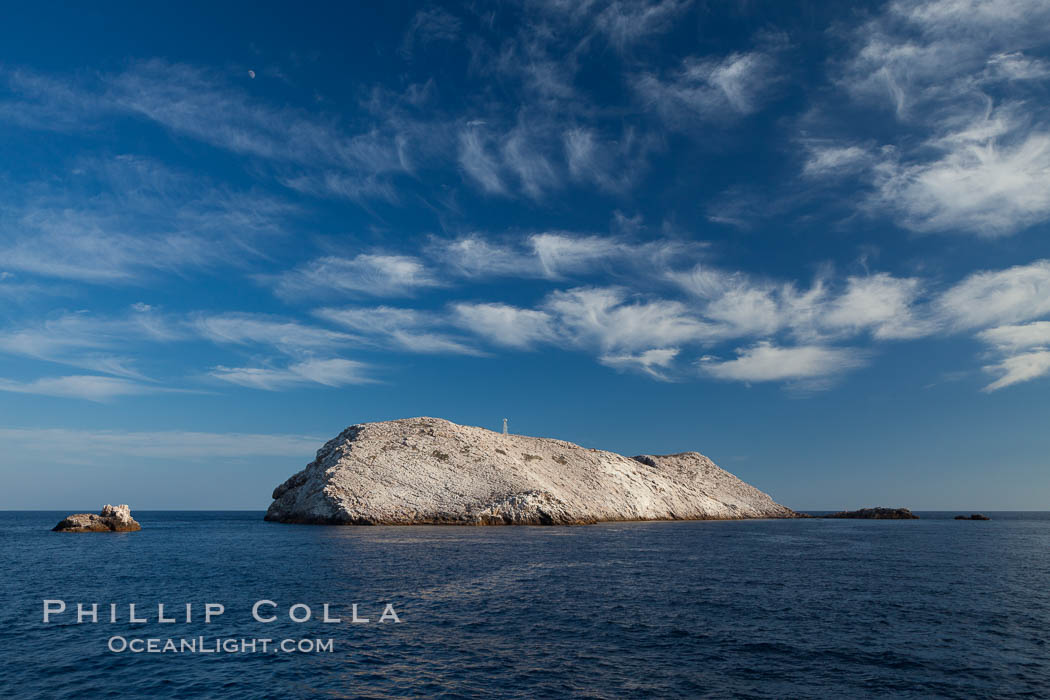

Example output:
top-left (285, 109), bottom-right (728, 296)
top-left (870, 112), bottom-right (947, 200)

top-left (955, 514), bottom-right (991, 520)
top-left (53, 504), bottom-right (141, 532)
top-left (265, 417), bottom-right (799, 525)
top-left (818, 507), bottom-right (919, 519)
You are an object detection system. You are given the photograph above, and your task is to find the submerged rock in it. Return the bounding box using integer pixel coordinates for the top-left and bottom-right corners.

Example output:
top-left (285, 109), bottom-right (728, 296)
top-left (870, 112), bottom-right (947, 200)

top-left (819, 507), bottom-right (919, 519)
top-left (265, 417), bottom-right (800, 526)
top-left (53, 504), bottom-right (141, 532)
top-left (954, 513), bottom-right (991, 520)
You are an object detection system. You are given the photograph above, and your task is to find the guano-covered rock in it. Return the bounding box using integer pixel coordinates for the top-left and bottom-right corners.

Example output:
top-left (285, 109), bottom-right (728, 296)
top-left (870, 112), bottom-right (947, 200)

top-left (265, 417), bottom-right (798, 525)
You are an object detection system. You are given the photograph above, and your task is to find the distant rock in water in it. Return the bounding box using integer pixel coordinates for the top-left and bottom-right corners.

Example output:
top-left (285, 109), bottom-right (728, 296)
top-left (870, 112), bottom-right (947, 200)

top-left (53, 504), bottom-right (141, 532)
top-left (265, 417), bottom-right (800, 525)
top-left (955, 514), bottom-right (991, 520)
top-left (819, 507), bottom-right (919, 519)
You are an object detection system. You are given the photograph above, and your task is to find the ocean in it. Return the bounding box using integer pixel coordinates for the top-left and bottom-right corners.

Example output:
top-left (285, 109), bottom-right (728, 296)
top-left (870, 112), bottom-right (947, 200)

top-left (2, 511), bottom-right (1048, 698)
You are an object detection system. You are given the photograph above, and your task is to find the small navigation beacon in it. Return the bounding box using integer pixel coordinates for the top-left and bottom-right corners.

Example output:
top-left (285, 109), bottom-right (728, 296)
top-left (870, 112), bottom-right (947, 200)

top-left (502, 418), bottom-right (508, 435)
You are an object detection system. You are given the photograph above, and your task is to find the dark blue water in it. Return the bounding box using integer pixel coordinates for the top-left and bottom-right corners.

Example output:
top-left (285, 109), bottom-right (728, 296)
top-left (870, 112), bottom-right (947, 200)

top-left (2, 512), bottom-right (1049, 698)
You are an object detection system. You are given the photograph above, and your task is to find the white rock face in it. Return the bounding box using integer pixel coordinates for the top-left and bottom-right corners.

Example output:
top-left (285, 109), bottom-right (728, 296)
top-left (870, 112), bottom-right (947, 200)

top-left (101, 504), bottom-right (134, 525)
top-left (53, 504), bottom-right (141, 532)
top-left (265, 417), bottom-right (798, 525)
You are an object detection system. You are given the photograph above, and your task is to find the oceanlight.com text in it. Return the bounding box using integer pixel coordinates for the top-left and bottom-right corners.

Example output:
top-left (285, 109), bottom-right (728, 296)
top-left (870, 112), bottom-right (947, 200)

top-left (107, 636), bottom-right (335, 654)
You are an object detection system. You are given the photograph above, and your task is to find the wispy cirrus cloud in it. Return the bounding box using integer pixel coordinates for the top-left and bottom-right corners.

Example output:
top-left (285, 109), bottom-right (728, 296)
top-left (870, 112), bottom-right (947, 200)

top-left (837, 0), bottom-right (1050, 119)
top-left (315, 306), bottom-right (483, 355)
top-left (209, 358), bottom-right (371, 391)
top-left (600, 348), bottom-right (680, 381)
top-left (191, 312), bottom-right (359, 353)
top-left (0, 375), bottom-right (169, 402)
top-left (108, 60), bottom-right (407, 176)
top-left (931, 263), bottom-right (1050, 391)
top-left (450, 303), bottom-right (558, 350)
top-left (562, 127), bottom-right (654, 192)
top-left (268, 254), bottom-right (444, 300)
top-left (934, 260), bottom-right (1050, 329)
top-left (871, 109), bottom-right (1050, 236)
top-left (430, 232), bottom-right (705, 281)
top-left (0, 307), bottom-right (372, 394)
top-left (977, 321), bottom-right (1050, 391)
top-left (526, 0), bottom-right (692, 51)
top-left (699, 342), bottom-right (867, 387)
top-left (974, 321), bottom-right (1050, 392)
top-left (634, 42), bottom-right (785, 127)
top-left (0, 155), bottom-right (293, 283)
top-left (0, 61), bottom-right (420, 203)
top-left (670, 266), bottom-right (929, 342)
top-left (457, 128), bottom-right (508, 195)
top-left (801, 143), bottom-right (875, 178)
top-left (805, 0), bottom-right (1050, 236)
top-left (544, 286), bottom-right (715, 352)
top-left (0, 427), bottom-right (323, 460)
top-left (0, 306), bottom-right (182, 379)
top-left (400, 7), bottom-right (462, 58)
top-left (592, 0), bottom-right (693, 50)
top-left (450, 287), bottom-right (714, 369)
top-left (982, 350), bottom-right (1050, 392)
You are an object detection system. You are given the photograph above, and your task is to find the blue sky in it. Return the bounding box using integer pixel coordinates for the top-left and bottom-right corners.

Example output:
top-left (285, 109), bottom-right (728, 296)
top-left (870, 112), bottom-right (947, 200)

top-left (2, 0), bottom-right (1049, 510)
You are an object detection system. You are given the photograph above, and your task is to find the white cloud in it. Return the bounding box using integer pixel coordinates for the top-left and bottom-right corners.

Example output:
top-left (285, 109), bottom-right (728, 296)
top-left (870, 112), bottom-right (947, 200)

top-left (531, 233), bottom-right (625, 277)
top-left (0, 427), bottom-right (322, 460)
top-left (458, 129), bottom-right (506, 194)
top-left (839, 0), bottom-right (1050, 117)
top-left (429, 235), bottom-right (532, 278)
top-left (823, 274), bottom-right (929, 340)
top-left (451, 303), bottom-right (557, 349)
top-left (977, 321), bottom-right (1050, 352)
top-left (0, 62), bottom-right (419, 204)
top-left (671, 266), bottom-right (927, 341)
top-left (108, 61), bottom-right (406, 175)
top-left (700, 342), bottom-right (867, 384)
top-left (315, 306), bottom-right (481, 355)
top-left (600, 348), bottom-right (679, 380)
top-left (561, 127), bottom-right (656, 193)
top-left (984, 52), bottom-right (1050, 81)
top-left (270, 254), bottom-right (443, 299)
top-left (679, 267), bottom-right (785, 336)
top-left (502, 126), bottom-right (559, 199)
top-left (0, 309), bottom-right (183, 378)
top-left (823, 1), bottom-right (1050, 235)
top-left (210, 358), bottom-right (370, 391)
top-left (543, 287), bottom-right (714, 352)
top-left (527, 0), bottom-right (691, 50)
top-left (593, 0), bottom-right (692, 49)
top-left (935, 260), bottom-right (1050, 329)
top-left (400, 7), bottom-right (462, 57)
top-left (279, 171), bottom-right (396, 203)
top-left (982, 351), bottom-right (1050, 391)
top-left (0, 156), bottom-right (291, 283)
top-left (635, 50), bottom-right (780, 126)
top-left (0, 375), bottom-right (161, 402)
top-left (192, 313), bottom-right (357, 354)
top-left (802, 144), bottom-right (872, 177)
top-left (430, 232), bottom-right (704, 281)
top-left (0, 68), bottom-right (115, 131)
top-left (977, 321), bottom-right (1050, 391)
top-left (873, 111), bottom-right (1050, 236)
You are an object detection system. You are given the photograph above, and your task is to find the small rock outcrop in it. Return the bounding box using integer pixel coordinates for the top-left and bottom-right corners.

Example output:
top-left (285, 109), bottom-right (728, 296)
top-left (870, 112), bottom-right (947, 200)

top-left (53, 504), bottom-right (141, 532)
top-left (265, 417), bottom-right (799, 525)
top-left (955, 513), bottom-right (991, 520)
top-left (819, 507), bottom-right (919, 519)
